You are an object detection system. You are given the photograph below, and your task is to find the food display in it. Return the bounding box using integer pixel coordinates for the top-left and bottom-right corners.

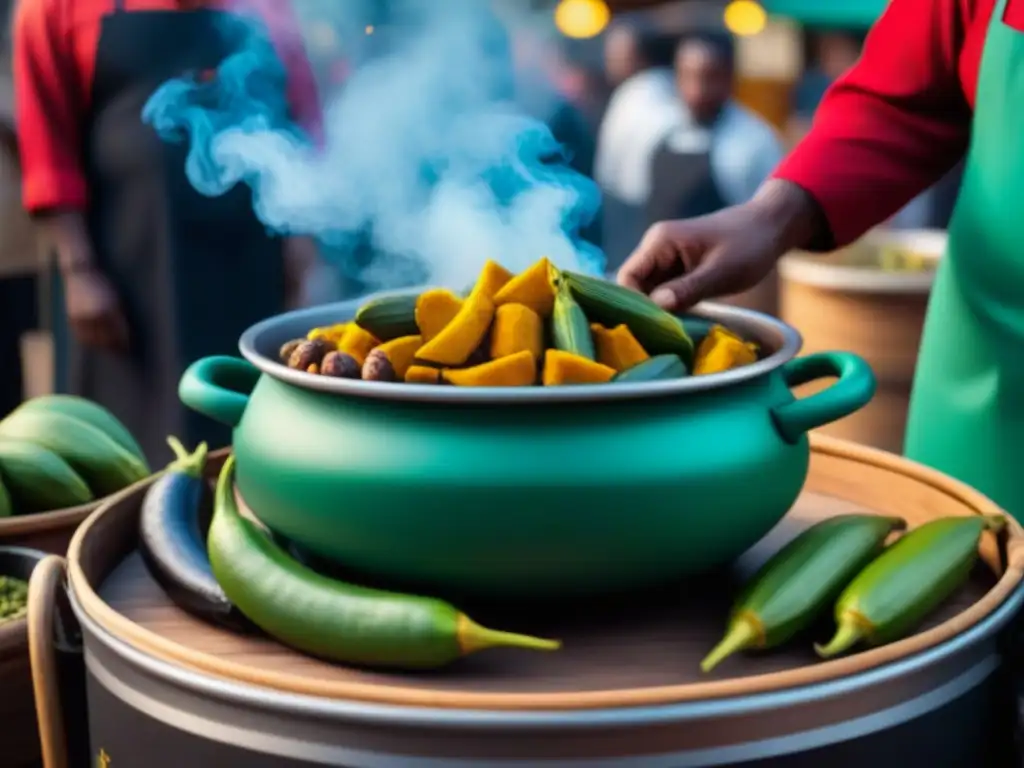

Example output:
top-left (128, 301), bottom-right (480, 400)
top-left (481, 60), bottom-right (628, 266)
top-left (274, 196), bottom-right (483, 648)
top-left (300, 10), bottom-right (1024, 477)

top-left (0, 395), bottom-right (150, 516)
top-left (139, 438), bottom-right (251, 633)
top-left (0, 575), bottom-right (28, 624)
top-left (824, 239), bottom-right (936, 272)
top-left (276, 258), bottom-right (762, 387)
top-left (207, 456), bottom-right (560, 669)
top-left (703, 514), bottom-right (1005, 671)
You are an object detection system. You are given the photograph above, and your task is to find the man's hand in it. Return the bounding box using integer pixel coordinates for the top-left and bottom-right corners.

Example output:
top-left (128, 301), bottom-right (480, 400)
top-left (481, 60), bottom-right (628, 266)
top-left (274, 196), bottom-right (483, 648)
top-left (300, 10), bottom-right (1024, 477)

top-left (40, 211), bottom-right (130, 352)
top-left (63, 266), bottom-right (129, 352)
top-left (618, 180), bottom-right (825, 312)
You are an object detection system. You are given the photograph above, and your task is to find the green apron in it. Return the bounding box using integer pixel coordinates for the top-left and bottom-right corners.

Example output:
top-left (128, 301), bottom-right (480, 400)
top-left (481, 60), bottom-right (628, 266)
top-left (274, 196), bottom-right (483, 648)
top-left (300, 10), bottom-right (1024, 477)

top-left (905, 0), bottom-right (1024, 518)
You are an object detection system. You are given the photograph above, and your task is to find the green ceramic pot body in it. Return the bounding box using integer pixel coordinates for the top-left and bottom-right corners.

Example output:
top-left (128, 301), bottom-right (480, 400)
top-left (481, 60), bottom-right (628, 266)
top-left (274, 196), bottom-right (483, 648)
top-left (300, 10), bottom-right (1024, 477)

top-left (180, 294), bottom-right (875, 599)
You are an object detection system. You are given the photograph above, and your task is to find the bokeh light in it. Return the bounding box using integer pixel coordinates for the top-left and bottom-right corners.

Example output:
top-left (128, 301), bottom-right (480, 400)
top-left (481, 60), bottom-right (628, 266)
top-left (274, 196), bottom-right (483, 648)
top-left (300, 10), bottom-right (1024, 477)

top-left (554, 0), bottom-right (611, 40)
top-left (724, 0), bottom-right (768, 36)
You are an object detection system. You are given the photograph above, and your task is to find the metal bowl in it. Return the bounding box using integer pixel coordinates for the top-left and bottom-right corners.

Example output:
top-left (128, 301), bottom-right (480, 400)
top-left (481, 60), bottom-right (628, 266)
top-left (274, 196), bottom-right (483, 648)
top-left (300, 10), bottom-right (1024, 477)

top-left (237, 291), bottom-right (804, 403)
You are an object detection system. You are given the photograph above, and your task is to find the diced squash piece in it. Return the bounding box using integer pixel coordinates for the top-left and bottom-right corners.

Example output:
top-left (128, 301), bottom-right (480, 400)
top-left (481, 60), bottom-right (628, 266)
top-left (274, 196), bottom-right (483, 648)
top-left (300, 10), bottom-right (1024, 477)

top-left (494, 257), bottom-right (557, 317)
top-left (592, 323), bottom-right (650, 372)
top-left (416, 290), bottom-right (495, 366)
top-left (363, 334), bottom-right (423, 380)
top-left (337, 325), bottom-right (379, 366)
top-left (543, 350), bottom-right (616, 386)
top-left (307, 323), bottom-right (349, 344)
top-left (415, 289), bottom-right (463, 342)
top-left (405, 365), bottom-right (444, 384)
top-left (443, 350), bottom-right (536, 387)
top-left (470, 259), bottom-right (514, 300)
top-left (693, 325), bottom-right (758, 375)
top-left (490, 304), bottom-right (543, 361)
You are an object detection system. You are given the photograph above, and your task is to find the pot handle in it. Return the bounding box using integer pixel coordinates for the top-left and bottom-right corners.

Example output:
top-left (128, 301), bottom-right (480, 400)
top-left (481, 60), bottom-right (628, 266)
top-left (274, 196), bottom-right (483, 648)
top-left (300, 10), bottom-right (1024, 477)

top-left (29, 555), bottom-right (89, 768)
top-left (771, 351), bottom-right (876, 444)
top-left (179, 356), bottom-right (260, 429)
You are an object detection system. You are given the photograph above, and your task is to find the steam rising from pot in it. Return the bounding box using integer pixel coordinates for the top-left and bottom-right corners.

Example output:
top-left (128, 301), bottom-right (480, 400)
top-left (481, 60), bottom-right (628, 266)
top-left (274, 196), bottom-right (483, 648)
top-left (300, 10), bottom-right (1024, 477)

top-left (143, 0), bottom-right (605, 293)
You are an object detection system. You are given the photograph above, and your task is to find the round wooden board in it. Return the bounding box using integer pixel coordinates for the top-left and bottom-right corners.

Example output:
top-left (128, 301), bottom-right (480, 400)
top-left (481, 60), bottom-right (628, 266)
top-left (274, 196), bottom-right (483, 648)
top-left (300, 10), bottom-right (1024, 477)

top-left (72, 437), bottom-right (1024, 709)
top-left (97, 491), bottom-right (991, 695)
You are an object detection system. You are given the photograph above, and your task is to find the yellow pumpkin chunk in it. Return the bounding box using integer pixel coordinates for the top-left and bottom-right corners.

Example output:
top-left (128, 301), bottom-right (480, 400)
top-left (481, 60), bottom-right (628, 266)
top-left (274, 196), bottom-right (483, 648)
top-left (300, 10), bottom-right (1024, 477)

top-left (405, 365), bottom-right (444, 384)
top-left (414, 289), bottom-right (464, 342)
top-left (337, 326), bottom-right (379, 366)
top-left (693, 325), bottom-right (758, 375)
top-left (470, 259), bottom-right (514, 300)
top-left (306, 323), bottom-right (349, 344)
top-left (591, 323), bottom-right (649, 372)
top-left (490, 304), bottom-right (543, 361)
top-left (543, 350), bottom-right (616, 385)
top-left (416, 290), bottom-right (495, 366)
top-left (493, 257), bottom-right (557, 316)
top-left (443, 350), bottom-right (536, 387)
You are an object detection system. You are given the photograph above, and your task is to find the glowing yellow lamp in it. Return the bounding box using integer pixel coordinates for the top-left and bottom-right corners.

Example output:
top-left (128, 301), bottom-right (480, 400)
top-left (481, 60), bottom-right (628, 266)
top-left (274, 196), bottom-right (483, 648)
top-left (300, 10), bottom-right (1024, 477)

top-left (724, 0), bottom-right (768, 37)
top-left (554, 0), bottom-right (611, 40)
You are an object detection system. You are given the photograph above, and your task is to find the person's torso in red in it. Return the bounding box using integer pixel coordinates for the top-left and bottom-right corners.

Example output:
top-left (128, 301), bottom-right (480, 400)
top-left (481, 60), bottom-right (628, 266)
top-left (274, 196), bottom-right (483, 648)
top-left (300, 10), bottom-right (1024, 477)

top-left (774, 0), bottom-right (1019, 246)
top-left (15, 0), bottom-right (320, 212)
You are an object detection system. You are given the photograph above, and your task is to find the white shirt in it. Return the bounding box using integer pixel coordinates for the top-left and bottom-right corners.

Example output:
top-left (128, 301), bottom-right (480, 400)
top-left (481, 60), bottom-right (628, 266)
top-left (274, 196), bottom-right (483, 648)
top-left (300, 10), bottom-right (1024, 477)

top-left (594, 68), bottom-right (681, 205)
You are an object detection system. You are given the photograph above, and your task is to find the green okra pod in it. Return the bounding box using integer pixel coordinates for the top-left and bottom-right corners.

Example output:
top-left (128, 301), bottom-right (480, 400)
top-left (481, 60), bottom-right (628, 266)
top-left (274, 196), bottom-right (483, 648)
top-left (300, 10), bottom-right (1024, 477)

top-left (702, 514), bottom-right (906, 673)
top-left (816, 514), bottom-right (1006, 659)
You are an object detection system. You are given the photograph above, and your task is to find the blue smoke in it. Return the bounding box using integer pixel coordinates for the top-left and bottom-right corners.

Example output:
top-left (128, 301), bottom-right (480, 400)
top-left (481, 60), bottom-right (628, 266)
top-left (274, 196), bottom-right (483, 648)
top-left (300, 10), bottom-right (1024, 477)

top-left (143, 0), bottom-right (605, 291)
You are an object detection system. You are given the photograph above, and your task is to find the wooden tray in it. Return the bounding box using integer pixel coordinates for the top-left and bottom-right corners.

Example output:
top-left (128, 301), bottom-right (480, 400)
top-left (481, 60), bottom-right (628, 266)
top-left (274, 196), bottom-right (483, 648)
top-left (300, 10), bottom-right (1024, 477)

top-left (68, 436), bottom-right (1024, 710)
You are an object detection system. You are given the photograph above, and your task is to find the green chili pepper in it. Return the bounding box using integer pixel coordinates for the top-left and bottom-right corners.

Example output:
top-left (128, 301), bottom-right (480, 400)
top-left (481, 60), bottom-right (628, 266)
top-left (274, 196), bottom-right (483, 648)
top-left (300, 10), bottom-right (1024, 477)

top-left (208, 456), bottom-right (560, 669)
top-left (702, 514), bottom-right (905, 672)
top-left (816, 515), bottom-right (1006, 659)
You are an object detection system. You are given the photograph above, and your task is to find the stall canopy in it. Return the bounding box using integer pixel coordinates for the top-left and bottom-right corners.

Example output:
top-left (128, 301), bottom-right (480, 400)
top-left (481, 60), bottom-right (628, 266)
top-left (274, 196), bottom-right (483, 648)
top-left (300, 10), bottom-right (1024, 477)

top-left (763, 0), bottom-right (888, 28)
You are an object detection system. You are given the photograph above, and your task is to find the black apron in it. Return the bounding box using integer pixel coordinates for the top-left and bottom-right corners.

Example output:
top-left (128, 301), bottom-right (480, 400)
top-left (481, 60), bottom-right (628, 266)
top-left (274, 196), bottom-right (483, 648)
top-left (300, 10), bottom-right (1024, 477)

top-left (55, 0), bottom-right (286, 466)
top-left (645, 129), bottom-right (727, 225)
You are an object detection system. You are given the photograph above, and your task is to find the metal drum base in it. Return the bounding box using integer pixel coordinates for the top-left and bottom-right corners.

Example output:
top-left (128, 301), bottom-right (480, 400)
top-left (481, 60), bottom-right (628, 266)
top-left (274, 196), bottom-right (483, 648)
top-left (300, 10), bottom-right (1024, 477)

top-left (79, 624), bottom-right (1018, 767)
top-left (64, 439), bottom-right (1024, 766)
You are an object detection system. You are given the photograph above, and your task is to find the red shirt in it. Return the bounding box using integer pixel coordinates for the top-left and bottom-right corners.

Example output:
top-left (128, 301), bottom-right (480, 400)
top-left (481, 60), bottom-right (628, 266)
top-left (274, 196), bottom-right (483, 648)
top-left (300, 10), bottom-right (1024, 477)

top-left (774, 0), bottom-right (1022, 247)
top-left (14, 0), bottom-right (322, 213)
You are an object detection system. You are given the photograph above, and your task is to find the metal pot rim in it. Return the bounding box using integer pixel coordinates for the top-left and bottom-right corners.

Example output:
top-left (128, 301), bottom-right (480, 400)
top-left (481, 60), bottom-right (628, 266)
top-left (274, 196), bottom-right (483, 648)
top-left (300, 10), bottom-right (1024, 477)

top-left (238, 289), bottom-right (803, 405)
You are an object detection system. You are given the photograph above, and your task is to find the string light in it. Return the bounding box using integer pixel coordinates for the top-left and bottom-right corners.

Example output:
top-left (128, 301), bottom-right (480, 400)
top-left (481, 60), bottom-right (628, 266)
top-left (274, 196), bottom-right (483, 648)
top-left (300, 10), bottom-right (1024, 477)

top-left (723, 0), bottom-right (768, 37)
top-left (554, 0), bottom-right (611, 40)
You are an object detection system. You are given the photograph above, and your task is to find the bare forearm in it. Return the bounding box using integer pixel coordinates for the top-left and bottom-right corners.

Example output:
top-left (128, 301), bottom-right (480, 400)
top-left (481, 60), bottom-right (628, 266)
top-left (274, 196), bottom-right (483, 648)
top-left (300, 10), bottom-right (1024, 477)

top-left (748, 179), bottom-right (831, 256)
top-left (35, 210), bottom-right (95, 274)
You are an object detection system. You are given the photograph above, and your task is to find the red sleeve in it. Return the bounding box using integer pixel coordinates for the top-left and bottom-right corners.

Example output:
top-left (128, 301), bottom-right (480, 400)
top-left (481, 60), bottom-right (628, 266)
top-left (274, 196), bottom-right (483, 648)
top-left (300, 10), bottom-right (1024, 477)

top-left (238, 0), bottom-right (323, 146)
top-left (14, 0), bottom-right (87, 213)
top-left (773, 0), bottom-right (972, 247)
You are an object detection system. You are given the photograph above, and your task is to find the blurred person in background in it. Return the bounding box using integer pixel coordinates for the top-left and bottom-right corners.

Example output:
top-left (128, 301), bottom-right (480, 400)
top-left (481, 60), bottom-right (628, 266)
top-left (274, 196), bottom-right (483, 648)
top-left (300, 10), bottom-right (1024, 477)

top-left (0, 0), bottom-right (39, 418)
top-left (646, 33), bottom-right (783, 228)
top-left (550, 37), bottom-right (610, 136)
top-left (513, 29), bottom-right (597, 182)
top-left (13, 0), bottom-right (322, 464)
top-left (595, 19), bottom-right (679, 272)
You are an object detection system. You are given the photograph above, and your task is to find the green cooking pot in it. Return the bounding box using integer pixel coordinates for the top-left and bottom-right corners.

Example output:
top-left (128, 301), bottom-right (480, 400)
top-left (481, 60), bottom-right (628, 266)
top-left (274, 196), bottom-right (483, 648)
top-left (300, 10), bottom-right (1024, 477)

top-left (179, 291), bottom-right (875, 599)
